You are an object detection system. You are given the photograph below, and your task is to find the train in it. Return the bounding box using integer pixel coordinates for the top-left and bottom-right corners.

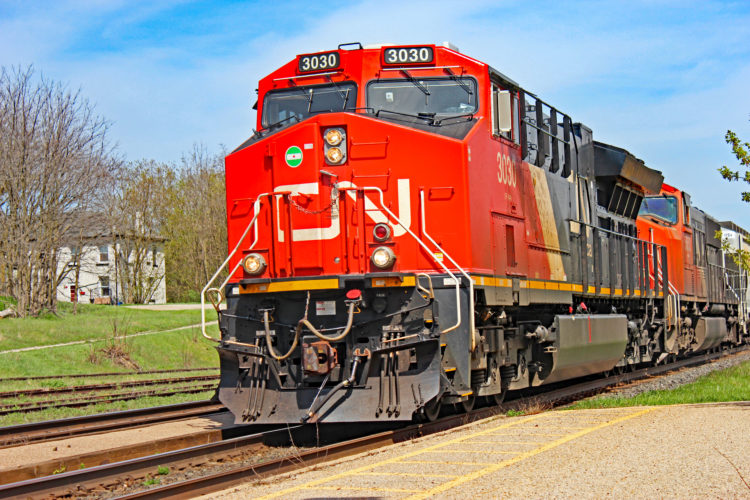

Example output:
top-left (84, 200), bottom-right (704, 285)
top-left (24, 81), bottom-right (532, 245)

top-left (200, 42), bottom-right (750, 424)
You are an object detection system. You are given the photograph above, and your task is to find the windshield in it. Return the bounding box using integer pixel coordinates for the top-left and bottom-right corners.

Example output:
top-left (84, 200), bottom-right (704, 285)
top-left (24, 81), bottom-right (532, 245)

top-left (639, 196), bottom-right (678, 224)
top-left (261, 82), bottom-right (357, 129)
top-left (367, 77), bottom-right (477, 117)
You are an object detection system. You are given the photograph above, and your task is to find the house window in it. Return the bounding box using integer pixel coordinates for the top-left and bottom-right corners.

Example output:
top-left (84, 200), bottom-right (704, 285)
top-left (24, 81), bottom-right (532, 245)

top-left (68, 246), bottom-right (79, 267)
top-left (99, 245), bottom-right (109, 263)
top-left (99, 276), bottom-right (110, 297)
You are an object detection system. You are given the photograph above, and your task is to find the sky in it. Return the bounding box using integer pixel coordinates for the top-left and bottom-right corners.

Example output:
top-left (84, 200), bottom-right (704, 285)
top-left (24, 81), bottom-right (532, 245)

top-left (1, 0), bottom-right (750, 225)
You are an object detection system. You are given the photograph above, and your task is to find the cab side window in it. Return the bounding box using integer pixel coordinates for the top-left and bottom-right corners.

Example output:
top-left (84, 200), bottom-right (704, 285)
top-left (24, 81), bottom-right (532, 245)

top-left (491, 84), bottom-right (519, 144)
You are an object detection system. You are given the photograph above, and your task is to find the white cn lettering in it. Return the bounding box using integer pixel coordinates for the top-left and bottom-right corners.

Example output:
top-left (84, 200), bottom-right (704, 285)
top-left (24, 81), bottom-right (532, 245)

top-left (273, 179), bottom-right (411, 242)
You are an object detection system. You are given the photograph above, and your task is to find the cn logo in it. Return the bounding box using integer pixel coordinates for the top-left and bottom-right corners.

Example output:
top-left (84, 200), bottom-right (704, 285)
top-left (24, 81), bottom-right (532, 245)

top-left (274, 179), bottom-right (411, 242)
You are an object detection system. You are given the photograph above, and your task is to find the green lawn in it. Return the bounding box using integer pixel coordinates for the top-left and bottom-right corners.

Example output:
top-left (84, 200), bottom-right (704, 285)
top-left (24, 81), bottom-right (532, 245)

top-left (0, 302), bottom-right (214, 351)
top-left (567, 360), bottom-right (750, 409)
top-left (0, 303), bottom-right (223, 425)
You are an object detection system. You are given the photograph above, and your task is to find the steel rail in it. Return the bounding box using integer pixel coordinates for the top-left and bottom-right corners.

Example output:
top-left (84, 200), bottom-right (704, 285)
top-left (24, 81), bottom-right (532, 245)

top-left (0, 375), bottom-right (219, 399)
top-left (0, 400), bottom-right (224, 449)
top-left (0, 368), bottom-right (217, 383)
top-left (0, 384), bottom-right (218, 416)
top-left (1, 346), bottom-right (744, 499)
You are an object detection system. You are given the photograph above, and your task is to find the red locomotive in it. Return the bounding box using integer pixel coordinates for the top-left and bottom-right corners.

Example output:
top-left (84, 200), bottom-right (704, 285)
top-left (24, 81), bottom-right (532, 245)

top-left (201, 43), bottom-right (748, 424)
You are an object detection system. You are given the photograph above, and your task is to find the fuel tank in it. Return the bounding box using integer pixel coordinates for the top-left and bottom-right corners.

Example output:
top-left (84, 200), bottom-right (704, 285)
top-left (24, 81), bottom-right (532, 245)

top-left (693, 317), bottom-right (727, 352)
top-left (541, 314), bottom-right (628, 384)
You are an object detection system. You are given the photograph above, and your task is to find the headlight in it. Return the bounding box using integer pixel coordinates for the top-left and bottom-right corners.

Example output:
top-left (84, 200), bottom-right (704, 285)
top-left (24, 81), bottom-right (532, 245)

top-left (323, 127), bottom-right (346, 165)
top-left (324, 128), bottom-right (344, 146)
top-left (242, 253), bottom-right (266, 275)
top-left (371, 246), bottom-right (396, 269)
top-left (326, 147), bottom-right (344, 164)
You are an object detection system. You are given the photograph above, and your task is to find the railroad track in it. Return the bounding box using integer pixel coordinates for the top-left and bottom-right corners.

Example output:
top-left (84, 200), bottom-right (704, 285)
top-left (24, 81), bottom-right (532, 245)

top-left (0, 375), bottom-right (219, 416)
top-left (1, 346), bottom-right (744, 499)
top-left (0, 368), bottom-right (218, 383)
top-left (0, 400), bottom-right (225, 449)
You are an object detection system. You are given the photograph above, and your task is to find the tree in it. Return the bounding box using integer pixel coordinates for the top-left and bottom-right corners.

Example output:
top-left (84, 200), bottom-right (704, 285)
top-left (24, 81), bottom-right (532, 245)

top-left (163, 145), bottom-right (227, 302)
top-left (718, 126), bottom-right (750, 201)
top-left (108, 160), bottom-right (173, 304)
top-left (717, 121), bottom-right (750, 273)
top-left (0, 66), bottom-right (117, 316)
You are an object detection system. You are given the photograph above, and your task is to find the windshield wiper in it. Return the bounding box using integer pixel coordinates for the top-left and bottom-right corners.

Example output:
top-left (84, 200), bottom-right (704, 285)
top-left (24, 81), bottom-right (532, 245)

top-left (434, 112), bottom-right (475, 125)
top-left (265, 114), bottom-right (300, 131)
top-left (375, 109), bottom-right (437, 124)
top-left (400, 69), bottom-right (430, 96)
top-left (444, 67), bottom-right (473, 96)
top-left (375, 109), bottom-right (474, 127)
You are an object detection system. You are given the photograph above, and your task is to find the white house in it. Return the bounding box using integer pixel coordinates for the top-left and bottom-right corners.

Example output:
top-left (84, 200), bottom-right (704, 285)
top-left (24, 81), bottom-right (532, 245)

top-left (57, 238), bottom-right (167, 305)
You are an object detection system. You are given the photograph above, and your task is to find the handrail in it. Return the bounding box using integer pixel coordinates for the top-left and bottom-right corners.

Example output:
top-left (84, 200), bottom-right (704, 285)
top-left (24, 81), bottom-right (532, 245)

top-left (200, 194), bottom-right (271, 342)
top-left (419, 190), bottom-right (476, 343)
top-left (344, 185), bottom-right (469, 337)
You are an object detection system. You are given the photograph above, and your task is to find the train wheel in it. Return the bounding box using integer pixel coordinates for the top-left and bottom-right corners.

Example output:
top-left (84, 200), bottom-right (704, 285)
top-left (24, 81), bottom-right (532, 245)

top-left (492, 389), bottom-right (507, 406)
top-left (422, 397), bottom-right (442, 422)
top-left (460, 395), bottom-right (475, 413)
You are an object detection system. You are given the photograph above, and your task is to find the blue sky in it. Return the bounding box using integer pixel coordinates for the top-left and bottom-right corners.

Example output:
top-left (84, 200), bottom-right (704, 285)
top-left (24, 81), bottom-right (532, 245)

top-left (2, 0), bottom-right (750, 225)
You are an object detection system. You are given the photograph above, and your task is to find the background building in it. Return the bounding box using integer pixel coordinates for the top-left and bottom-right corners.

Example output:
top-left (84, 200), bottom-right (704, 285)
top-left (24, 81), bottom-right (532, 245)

top-left (57, 231), bottom-right (166, 305)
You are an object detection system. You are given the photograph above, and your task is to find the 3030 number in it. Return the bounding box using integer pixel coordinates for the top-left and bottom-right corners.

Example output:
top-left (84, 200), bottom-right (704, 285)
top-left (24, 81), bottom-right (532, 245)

top-left (298, 53), bottom-right (340, 72)
top-left (383, 47), bottom-right (433, 65)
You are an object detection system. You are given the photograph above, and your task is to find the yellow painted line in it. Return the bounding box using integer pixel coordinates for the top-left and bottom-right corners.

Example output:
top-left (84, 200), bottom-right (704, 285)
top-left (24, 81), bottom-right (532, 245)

top-left (359, 471), bottom-right (460, 479)
top-left (527, 280), bottom-right (546, 290)
top-left (403, 408), bottom-right (657, 500)
top-left (309, 485), bottom-right (421, 493)
top-left (571, 284), bottom-right (583, 292)
top-left (614, 288), bottom-right (622, 295)
top-left (600, 287), bottom-right (611, 294)
top-left (488, 431), bottom-right (565, 437)
top-left (536, 425), bottom-right (591, 429)
top-left (444, 367), bottom-right (457, 373)
top-left (396, 459), bottom-right (498, 466)
top-left (463, 440), bottom-right (546, 445)
top-left (634, 290), bottom-right (641, 296)
top-left (421, 449), bottom-right (522, 455)
top-left (255, 413), bottom-right (544, 499)
top-left (459, 391), bottom-right (474, 397)
top-left (587, 286), bottom-right (596, 293)
top-left (240, 278), bottom-right (338, 294)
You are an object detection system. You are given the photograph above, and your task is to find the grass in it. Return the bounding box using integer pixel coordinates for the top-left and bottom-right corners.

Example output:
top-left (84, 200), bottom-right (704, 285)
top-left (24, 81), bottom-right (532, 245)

top-left (567, 360), bottom-right (750, 409)
top-left (0, 305), bottom-right (223, 426)
top-left (0, 302), bottom-right (213, 351)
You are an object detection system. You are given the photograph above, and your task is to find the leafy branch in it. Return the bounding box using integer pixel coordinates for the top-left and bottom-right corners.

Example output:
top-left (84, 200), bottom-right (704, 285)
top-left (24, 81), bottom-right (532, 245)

top-left (719, 129), bottom-right (750, 202)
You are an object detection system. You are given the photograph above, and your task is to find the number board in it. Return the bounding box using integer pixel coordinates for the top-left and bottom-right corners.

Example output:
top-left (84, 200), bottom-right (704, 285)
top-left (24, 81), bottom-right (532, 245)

top-left (298, 51), bottom-right (340, 73)
top-left (382, 46), bottom-right (434, 66)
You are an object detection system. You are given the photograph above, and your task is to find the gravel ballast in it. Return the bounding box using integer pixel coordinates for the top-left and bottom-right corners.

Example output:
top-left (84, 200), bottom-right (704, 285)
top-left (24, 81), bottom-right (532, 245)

top-left (593, 350), bottom-right (750, 400)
